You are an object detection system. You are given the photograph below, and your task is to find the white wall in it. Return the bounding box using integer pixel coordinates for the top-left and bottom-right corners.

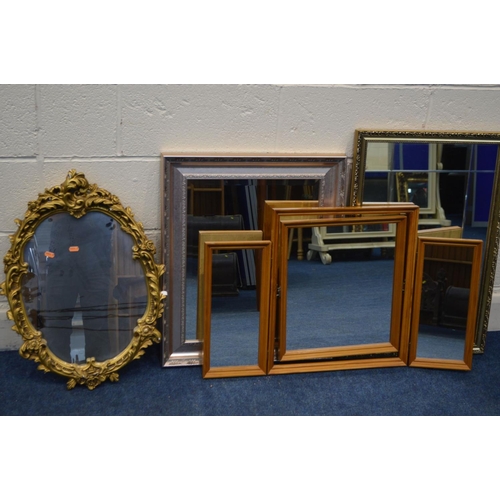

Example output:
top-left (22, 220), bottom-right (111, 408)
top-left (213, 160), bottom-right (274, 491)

top-left (2, 84), bottom-right (500, 349)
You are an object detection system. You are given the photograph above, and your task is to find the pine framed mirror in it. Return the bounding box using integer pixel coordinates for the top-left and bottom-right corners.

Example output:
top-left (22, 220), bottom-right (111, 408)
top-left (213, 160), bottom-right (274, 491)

top-left (262, 203), bottom-right (419, 374)
top-left (161, 154), bottom-right (347, 367)
top-left (201, 239), bottom-right (271, 378)
top-left (0, 170), bottom-right (165, 390)
top-left (408, 237), bottom-right (483, 370)
top-left (351, 130), bottom-right (500, 353)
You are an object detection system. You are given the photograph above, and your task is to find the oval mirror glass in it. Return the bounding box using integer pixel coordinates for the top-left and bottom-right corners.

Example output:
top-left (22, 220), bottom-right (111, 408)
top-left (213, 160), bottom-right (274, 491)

top-left (21, 212), bottom-right (148, 364)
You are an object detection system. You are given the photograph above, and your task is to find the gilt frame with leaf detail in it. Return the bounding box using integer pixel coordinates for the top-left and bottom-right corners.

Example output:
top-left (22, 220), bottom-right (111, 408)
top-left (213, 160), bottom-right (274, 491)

top-left (0, 170), bottom-right (166, 390)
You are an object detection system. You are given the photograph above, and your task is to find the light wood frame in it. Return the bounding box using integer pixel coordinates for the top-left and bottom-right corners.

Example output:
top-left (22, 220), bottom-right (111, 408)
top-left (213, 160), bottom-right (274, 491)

top-left (278, 215), bottom-right (407, 360)
top-left (201, 240), bottom-right (271, 379)
top-left (262, 203), bottom-right (420, 375)
top-left (408, 237), bottom-right (483, 371)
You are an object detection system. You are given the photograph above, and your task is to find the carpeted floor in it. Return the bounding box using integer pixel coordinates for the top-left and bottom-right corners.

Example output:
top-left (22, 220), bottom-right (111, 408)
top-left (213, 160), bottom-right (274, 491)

top-left (1, 331), bottom-right (500, 416)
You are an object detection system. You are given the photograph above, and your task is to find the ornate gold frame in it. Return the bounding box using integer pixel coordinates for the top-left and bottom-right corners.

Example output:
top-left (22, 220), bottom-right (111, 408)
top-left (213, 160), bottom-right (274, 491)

top-left (351, 129), bottom-right (500, 352)
top-left (0, 170), bottom-right (166, 390)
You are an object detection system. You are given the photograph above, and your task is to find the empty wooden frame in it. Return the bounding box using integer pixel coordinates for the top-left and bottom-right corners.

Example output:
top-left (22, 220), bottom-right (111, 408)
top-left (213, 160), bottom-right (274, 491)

top-left (201, 240), bottom-right (271, 378)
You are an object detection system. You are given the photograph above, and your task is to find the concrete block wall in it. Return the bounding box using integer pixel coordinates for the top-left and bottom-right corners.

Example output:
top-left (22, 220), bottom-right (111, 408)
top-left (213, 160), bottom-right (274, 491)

top-left (2, 84), bottom-right (500, 349)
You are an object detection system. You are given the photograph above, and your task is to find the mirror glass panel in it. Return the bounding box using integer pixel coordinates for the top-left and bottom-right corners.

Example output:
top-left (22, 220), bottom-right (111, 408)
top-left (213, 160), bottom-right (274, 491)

top-left (285, 222), bottom-right (396, 350)
top-left (186, 179), bottom-right (320, 342)
top-left (162, 156), bottom-right (347, 366)
top-left (362, 141), bottom-right (497, 232)
top-left (352, 131), bottom-right (500, 352)
top-left (21, 211), bottom-right (147, 364)
top-left (202, 241), bottom-right (271, 378)
top-left (209, 286), bottom-right (260, 367)
top-left (409, 237), bottom-right (483, 370)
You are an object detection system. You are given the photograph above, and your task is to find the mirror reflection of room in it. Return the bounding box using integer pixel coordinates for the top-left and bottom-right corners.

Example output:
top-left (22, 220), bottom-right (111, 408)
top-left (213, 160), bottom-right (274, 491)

top-left (416, 243), bottom-right (475, 360)
top-left (285, 221), bottom-right (396, 352)
top-left (364, 141), bottom-right (497, 244)
top-left (21, 212), bottom-right (147, 364)
top-left (185, 179), bottom-right (319, 341)
top-left (202, 240), bottom-right (270, 378)
top-left (208, 248), bottom-right (260, 368)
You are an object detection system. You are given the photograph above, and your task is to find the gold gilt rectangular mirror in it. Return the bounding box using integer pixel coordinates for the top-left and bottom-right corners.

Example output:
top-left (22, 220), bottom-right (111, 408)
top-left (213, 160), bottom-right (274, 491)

top-left (201, 240), bottom-right (271, 379)
top-left (408, 237), bottom-right (483, 370)
top-left (262, 203), bottom-right (419, 375)
top-left (351, 130), bottom-right (500, 353)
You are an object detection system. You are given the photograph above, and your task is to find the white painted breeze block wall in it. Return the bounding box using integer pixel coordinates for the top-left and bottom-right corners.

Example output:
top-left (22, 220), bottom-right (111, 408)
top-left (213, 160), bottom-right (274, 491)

top-left (2, 84), bottom-right (500, 350)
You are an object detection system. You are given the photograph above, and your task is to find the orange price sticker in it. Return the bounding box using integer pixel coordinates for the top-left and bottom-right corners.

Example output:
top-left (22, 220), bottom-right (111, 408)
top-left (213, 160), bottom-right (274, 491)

top-left (44, 251), bottom-right (55, 259)
top-left (69, 246), bottom-right (80, 253)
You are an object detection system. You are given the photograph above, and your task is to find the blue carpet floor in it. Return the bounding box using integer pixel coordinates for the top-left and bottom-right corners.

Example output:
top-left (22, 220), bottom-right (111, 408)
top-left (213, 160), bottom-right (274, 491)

top-left (1, 331), bottom-right (500, 415)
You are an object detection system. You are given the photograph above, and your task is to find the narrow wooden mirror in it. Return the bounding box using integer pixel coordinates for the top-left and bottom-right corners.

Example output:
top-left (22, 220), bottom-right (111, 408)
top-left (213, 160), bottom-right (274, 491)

top-left (408, 237), bottom-right (483, 370)
top-left (201, 240), bottom-right (271, 378)
top-left (1, 170), bottom-right (165, 389)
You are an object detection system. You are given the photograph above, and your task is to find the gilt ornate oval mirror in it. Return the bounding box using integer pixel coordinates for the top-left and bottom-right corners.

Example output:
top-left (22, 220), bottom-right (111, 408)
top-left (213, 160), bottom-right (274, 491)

top-left (1, 170), bottom-right (165, 390)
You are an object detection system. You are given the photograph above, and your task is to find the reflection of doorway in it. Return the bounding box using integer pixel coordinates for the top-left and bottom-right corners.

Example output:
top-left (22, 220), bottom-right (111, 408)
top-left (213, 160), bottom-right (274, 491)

top-left (439, 144), bottom-right (469, 221)
top-left (439, 144), bottom-right (496, 230)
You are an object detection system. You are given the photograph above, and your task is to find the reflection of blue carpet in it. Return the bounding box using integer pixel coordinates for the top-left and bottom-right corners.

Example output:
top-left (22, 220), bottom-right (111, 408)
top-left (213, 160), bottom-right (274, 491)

top-left (185, 257), bottom-right (198, 339)
top-left (188, 252), bottom-right (396, 365)
top-left (417, 325), bottom-right (466, 360)
top-left (285, 257), bottom-right (394, 350)
top-left (210, 292), bottom-right (260, 367)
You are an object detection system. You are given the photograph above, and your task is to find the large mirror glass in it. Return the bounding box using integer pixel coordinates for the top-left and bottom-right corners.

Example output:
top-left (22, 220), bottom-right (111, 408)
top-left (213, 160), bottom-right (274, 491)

top-left (408, 237), bottom-right (483, 370)
top-left (282, 219), bottom-right (400, 354)
top-left (201, 240), bottom-right (271, 378)
top-left (161, 155), bottom-right (347, 366)
top-left (351, 130), bottom-right (500, 352)
top-left (21, 212), bottom-right (147, 364)
top-left (1, 171), bottom-right (165, 390)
